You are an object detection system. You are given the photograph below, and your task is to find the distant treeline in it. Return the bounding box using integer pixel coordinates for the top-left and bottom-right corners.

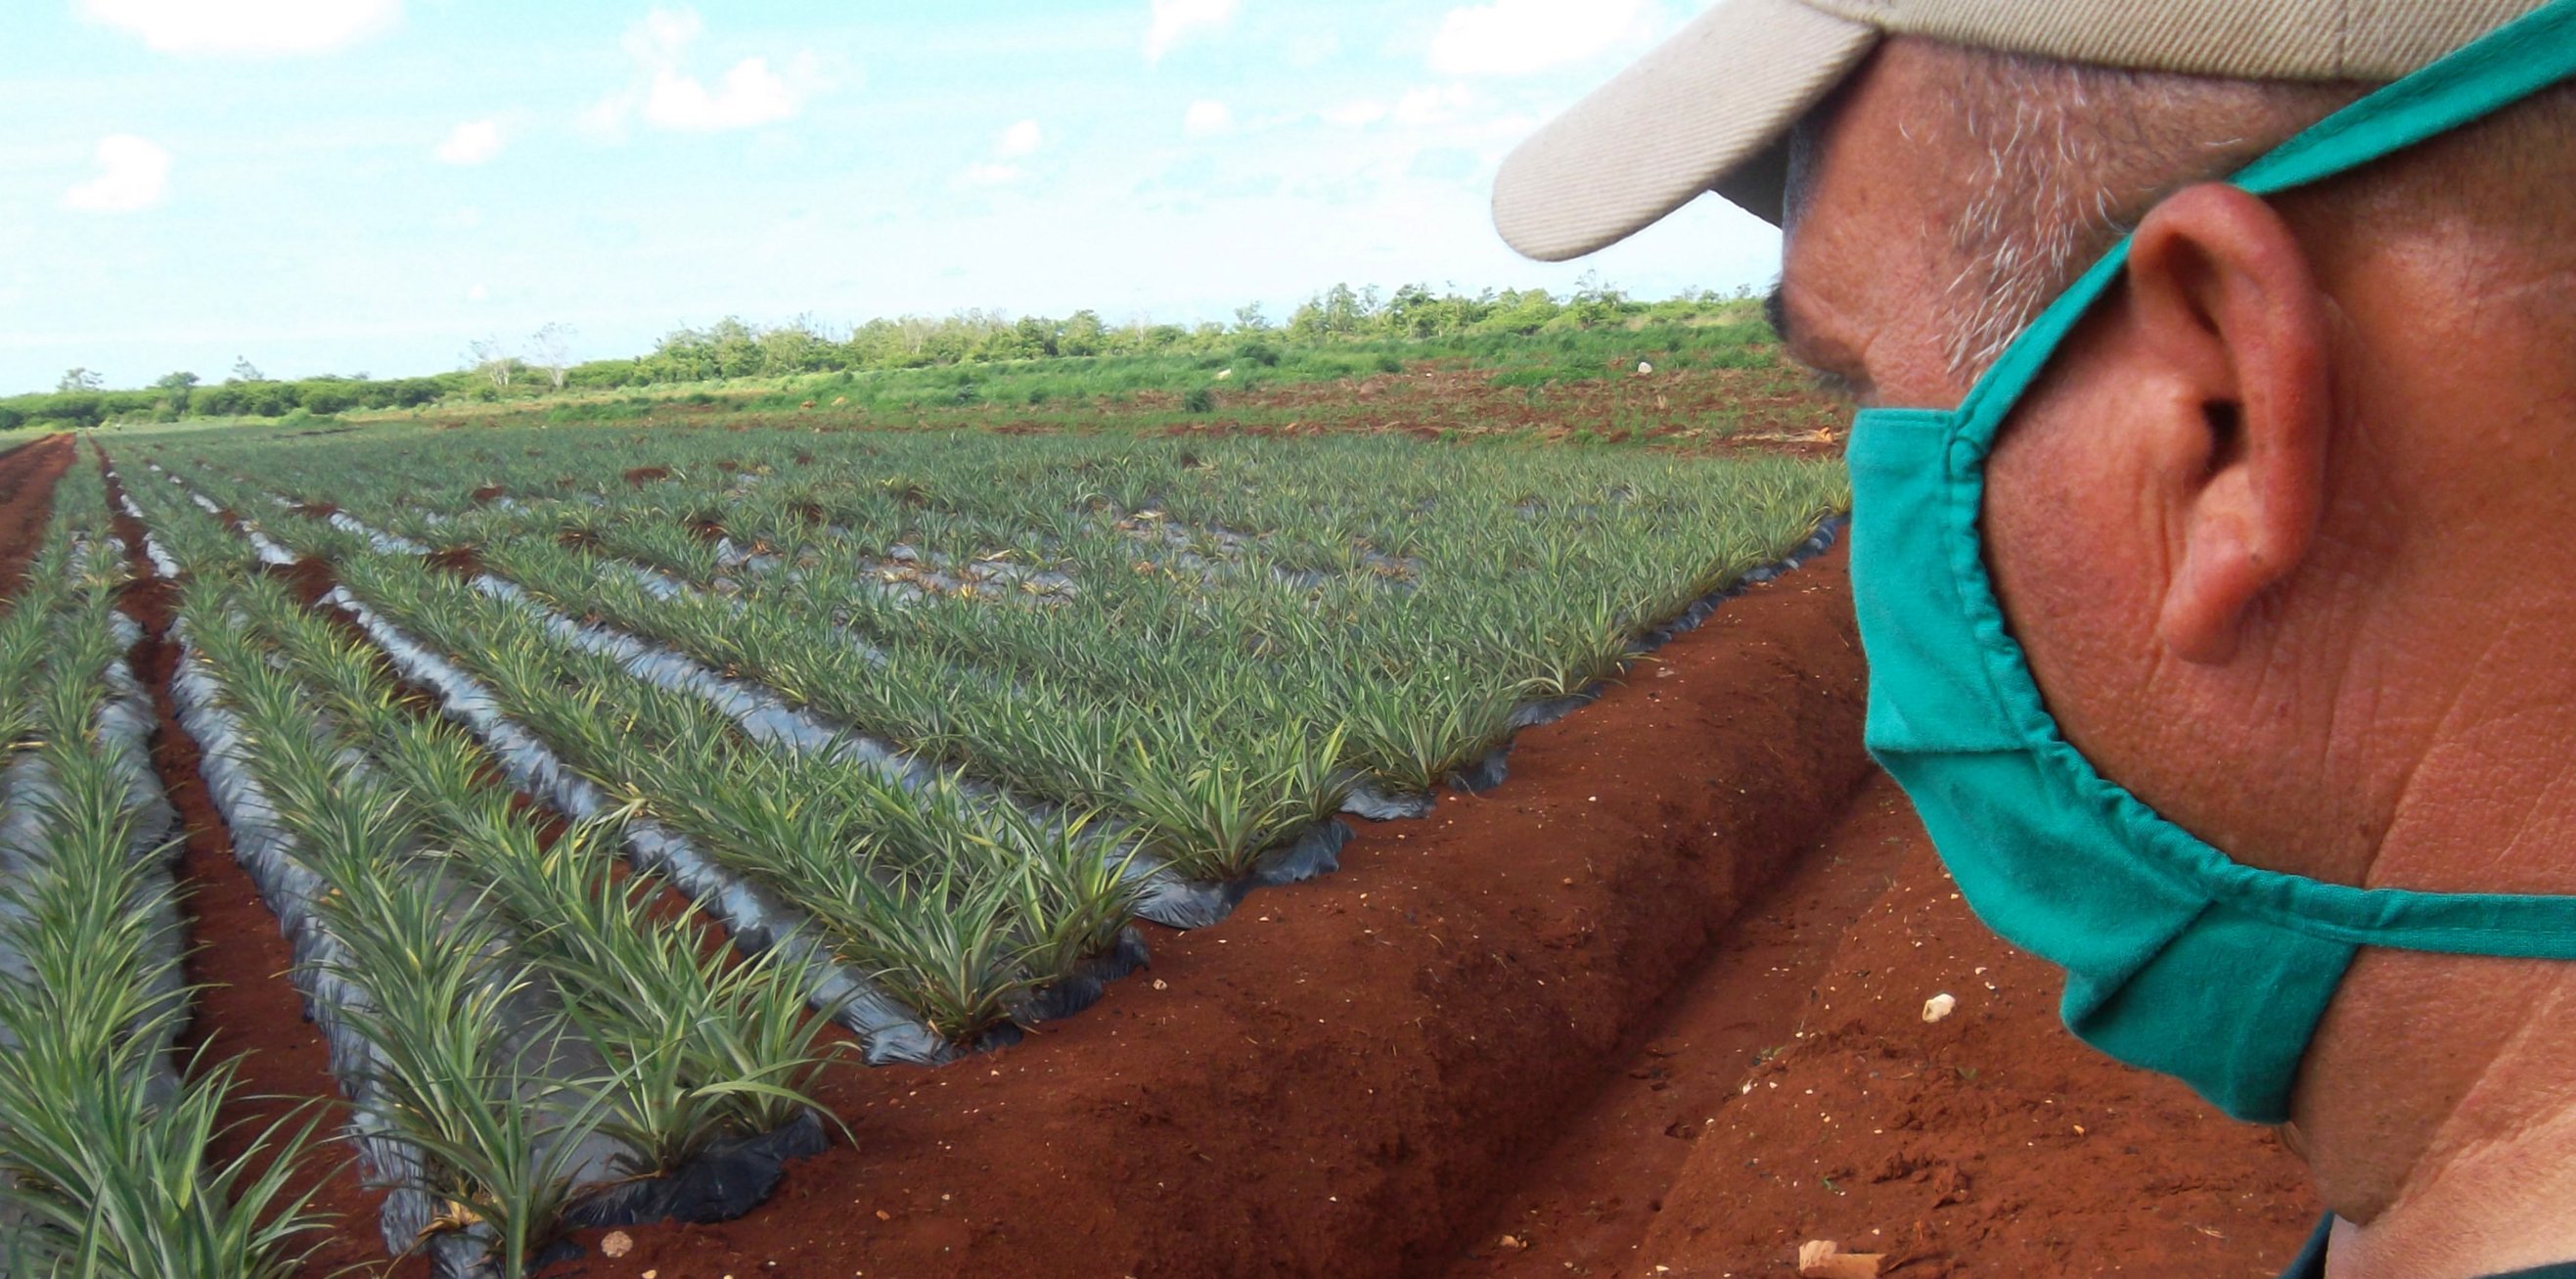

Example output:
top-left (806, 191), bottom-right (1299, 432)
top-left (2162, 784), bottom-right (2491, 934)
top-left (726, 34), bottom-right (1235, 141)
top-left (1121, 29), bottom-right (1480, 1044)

top-left (2, 282), bottom-right (1760, 430)
top-left (615, 283), bottom-right (1749, 386)
top-left (0, 375), bottom-right (459, 433)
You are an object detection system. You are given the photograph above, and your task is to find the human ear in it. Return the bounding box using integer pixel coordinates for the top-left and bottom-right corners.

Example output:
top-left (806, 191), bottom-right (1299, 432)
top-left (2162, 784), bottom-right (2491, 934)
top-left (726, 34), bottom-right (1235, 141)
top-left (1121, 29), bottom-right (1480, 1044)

top-left (2123, 183), bottom-right (2333, 665)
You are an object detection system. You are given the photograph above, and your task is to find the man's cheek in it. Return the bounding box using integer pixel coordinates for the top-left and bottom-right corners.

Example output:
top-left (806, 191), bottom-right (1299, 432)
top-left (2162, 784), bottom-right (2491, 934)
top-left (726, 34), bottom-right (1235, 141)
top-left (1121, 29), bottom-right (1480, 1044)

top-left (1983, 429), bottom-right (2169, 759)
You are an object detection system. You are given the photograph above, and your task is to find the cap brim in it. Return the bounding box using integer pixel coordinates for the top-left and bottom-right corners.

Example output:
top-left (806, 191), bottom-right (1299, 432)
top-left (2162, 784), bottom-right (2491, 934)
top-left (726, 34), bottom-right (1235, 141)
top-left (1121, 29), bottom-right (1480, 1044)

top-left (1493, 0), bottom-right (1878, 259)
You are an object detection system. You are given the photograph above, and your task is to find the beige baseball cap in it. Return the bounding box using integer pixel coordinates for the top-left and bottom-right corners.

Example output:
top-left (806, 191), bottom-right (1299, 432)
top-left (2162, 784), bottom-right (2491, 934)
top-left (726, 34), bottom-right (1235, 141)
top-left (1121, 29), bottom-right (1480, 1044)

top-left (1492, 0), bottom-right (2547, 260)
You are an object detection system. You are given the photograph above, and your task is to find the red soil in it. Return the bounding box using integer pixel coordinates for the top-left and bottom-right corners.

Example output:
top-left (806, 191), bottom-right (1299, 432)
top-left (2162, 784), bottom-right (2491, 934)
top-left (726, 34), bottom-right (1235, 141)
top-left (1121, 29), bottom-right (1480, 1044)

top-left (426, 545), bottom-right (487, 576)
top-left (1446, 777), bottom-right (2315, 1279)
top-left (91, 452), bottom-right (397, 1275)
top-left (1180, 363), bottom-right (1844, 457)
top-left (264, 555), bottom-right (344, 615)
top-left (0, 434), bottom-right (77, 599)
top-left (624, 465), bottom-right (674, 485)
top-left (563, 549), bottom-right (1877, 1277)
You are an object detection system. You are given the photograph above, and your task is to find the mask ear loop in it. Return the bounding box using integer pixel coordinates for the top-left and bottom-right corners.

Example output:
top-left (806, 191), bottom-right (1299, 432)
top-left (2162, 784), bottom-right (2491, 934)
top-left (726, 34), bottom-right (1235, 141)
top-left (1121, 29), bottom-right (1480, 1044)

top-left (1934, 0), bottom-right (2576, 951)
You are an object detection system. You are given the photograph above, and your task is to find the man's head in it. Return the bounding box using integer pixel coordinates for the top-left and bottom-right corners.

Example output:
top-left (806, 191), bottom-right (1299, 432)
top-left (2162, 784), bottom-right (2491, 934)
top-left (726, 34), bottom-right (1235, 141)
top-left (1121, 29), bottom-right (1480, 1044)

top-left (1775, 35), bottom-right (2576, 881)
top-left (1497, 0), bottom-right (2576, 1239)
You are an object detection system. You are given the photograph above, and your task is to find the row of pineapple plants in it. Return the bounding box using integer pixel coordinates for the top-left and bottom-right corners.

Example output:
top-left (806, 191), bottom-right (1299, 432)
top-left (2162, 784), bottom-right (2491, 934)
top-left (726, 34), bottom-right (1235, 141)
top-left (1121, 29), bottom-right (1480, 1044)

top-left (0, 458), bottom-right (333, 1276)
top-left (123, 458), bottom-right (1145, 1055)
top-left (117, 467), bottom-right (836, 1274)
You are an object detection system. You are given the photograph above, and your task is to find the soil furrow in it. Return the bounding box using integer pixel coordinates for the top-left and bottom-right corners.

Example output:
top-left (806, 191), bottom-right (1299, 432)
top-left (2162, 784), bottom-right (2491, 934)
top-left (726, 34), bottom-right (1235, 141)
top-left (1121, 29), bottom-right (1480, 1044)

top-left (1442, 776), bottom-right (2320, 1278)
top-left (0, 434), bottom-right (77, 604)
top-left (1437, 772), bottom-right (1919, 1277)
top-left (1631, 779), bottom-right (2317, 1277)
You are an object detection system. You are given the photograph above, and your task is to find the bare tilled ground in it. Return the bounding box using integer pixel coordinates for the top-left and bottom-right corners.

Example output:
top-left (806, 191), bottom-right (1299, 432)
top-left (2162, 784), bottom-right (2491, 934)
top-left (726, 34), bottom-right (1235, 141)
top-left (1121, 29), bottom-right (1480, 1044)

top-left (1211, 362), bottom-right (1848, 449)
top-left (0, 434), bottom-right (76, 594)
top-left (1446, 776), bottom-right (2317, 1279)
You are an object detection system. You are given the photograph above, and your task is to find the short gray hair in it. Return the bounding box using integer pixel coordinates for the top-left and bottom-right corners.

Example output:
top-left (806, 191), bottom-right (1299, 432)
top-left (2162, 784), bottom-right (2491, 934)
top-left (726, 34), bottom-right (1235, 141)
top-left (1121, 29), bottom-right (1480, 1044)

top-left (1938, 50), bottom-right (2363, 378)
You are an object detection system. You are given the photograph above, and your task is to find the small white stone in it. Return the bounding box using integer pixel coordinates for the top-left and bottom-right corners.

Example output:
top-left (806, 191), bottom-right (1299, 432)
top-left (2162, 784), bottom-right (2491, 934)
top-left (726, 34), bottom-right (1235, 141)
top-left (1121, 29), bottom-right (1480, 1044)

top-left (1921, 992), bottom-right (1958, 1024)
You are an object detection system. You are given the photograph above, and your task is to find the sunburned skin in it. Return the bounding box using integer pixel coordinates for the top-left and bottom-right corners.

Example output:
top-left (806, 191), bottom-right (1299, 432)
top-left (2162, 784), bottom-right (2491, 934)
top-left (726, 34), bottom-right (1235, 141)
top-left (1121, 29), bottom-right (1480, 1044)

top-left (1769, 34), bottom-right (2576, 1279)
top-left (1770, 49), bottom-right (1971, 414)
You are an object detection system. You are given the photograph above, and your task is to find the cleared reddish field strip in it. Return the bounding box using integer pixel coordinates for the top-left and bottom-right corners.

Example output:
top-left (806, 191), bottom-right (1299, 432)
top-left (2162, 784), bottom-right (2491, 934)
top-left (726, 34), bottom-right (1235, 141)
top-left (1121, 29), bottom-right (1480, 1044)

top-left (1447, 776), bottom-right (2317, 1278)
top-left (1640, 779), bottom-right (2316, 1277)
top-left (574, 549), bottom-right (1875, 1277)
top-left (1440, 770), bottom-right (1919, 1277)
top-left (0, 434), bottom-right (76, 602)
top-left (94, 450), bottom-right (404, 1277)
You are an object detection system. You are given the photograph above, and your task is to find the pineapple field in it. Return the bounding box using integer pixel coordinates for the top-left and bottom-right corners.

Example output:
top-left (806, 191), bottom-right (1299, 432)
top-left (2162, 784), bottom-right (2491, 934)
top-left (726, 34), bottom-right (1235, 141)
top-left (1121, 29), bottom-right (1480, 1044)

top-left (0, 418), bottom-right (1858, 1277)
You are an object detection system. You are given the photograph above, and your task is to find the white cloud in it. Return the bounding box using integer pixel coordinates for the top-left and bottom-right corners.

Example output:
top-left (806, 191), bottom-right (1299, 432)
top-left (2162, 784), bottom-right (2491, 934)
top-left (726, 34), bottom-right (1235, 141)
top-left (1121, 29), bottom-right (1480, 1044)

top-left (82, 0), bottom-right (400, 56)
top-left (1144, 0), bottom-right (1239, 64)
top-left (62, 135), bottom-right (172, 213)
top-left (468, 282), bottom-right (488, 301)
top-left (996, 119), bottom-right (1044, 159)
top-left (1183, 100), bottom-right (1234, 138)
top-left (960, 162), bottom-right (1023, 188)
top-left (587, 9), bottom-right (818, 136)
top-left (648, 56), bottom-right (801, 130)
top-left (434, 119), bottom-right (505, 165)
top-left (1427, 0), bottom-right (1659, 77)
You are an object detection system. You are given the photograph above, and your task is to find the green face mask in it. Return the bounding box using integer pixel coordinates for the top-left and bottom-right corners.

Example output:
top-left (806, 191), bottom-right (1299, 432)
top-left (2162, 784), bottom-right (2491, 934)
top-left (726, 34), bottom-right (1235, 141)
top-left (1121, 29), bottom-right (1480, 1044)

top-left (1847, 0), bottom-right (2576, 1124)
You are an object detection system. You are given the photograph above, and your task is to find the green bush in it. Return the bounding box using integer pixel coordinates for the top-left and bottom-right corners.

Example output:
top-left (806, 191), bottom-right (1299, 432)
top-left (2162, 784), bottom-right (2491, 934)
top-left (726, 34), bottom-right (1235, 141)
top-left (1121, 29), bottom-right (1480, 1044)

top-left (299, 384), bottom-right (359, 415)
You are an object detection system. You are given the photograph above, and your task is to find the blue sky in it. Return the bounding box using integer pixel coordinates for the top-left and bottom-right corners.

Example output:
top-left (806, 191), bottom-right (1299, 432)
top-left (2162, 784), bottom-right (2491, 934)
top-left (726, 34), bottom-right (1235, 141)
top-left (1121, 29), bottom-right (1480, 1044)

top-left (0, 0), bottom-right (1782, 394)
